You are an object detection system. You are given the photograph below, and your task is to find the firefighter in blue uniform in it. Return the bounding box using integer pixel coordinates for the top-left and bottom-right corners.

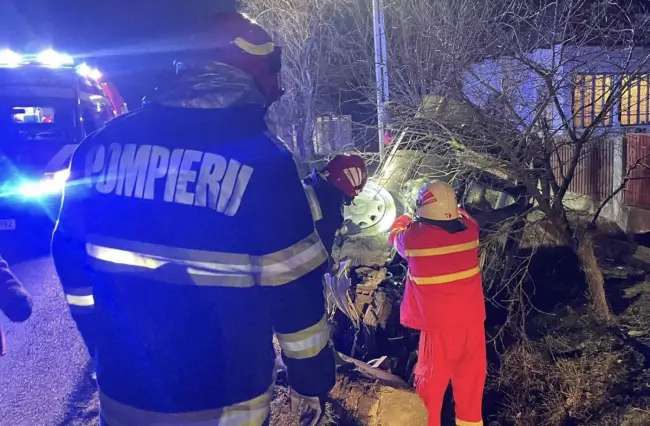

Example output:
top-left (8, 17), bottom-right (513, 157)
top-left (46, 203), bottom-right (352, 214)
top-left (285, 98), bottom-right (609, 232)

top-left (52, 12), bottom-right (335, 426)
top-left (302, 154), bottom-right (368, 257)
top-left (303, 154), bottom-right (367, 369)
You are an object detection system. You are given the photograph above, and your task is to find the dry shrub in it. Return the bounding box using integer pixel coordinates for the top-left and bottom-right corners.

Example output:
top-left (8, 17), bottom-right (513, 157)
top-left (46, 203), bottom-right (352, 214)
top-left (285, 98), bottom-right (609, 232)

top-left (495, 333), bottom-right (626, 426)
top-left (619, 408), bottom-right (650, 426)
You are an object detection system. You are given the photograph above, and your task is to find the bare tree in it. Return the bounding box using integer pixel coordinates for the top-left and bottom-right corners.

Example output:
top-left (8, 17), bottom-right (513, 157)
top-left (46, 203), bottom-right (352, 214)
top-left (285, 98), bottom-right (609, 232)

top-left (240, 0), bottom-right (366, 158)
top-left (374, 0), bottom-right (650, 322)
top-left (243, 0), bottom-right (650, 325)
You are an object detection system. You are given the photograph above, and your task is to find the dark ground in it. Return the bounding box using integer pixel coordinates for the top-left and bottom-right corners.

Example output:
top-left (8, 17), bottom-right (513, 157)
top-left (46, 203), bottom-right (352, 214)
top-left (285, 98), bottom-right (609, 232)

top-left (0, 231), bottom-right (98, 426)
top-left (480, 245), bottom-right (650, 426)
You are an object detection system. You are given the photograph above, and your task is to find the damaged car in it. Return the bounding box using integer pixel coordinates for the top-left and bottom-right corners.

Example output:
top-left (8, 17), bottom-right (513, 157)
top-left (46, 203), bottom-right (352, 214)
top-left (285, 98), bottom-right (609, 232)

top-left (326, 96), bottom-right (533, 383)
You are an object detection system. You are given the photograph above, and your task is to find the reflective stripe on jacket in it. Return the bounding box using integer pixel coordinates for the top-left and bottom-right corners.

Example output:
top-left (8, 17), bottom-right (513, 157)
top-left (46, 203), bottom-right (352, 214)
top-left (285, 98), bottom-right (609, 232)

top-left (389, 214), bottom-right (486, 331)
top-left (302, 178), bottom-right (345, 257)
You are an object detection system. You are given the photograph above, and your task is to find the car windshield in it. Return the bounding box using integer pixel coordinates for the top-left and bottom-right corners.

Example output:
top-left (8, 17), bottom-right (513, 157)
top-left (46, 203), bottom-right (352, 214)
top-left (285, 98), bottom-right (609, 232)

top-left (0, 97), bottom-right (76, 142)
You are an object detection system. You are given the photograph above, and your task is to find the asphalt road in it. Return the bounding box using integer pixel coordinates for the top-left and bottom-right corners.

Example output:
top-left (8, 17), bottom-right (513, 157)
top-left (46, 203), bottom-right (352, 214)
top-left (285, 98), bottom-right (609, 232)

top-left (0, 249), bottom-right (98, 426)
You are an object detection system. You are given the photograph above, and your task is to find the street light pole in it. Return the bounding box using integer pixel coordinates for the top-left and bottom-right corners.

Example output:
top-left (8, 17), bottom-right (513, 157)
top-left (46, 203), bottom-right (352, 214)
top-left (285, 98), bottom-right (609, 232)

top-left (372, 0), bottom-right (389, 161)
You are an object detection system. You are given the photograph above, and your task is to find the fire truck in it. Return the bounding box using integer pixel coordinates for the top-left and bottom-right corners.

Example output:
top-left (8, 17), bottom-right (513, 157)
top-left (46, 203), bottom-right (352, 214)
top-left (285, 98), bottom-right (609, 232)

top-left (0, 49), bottom-right (127, 244)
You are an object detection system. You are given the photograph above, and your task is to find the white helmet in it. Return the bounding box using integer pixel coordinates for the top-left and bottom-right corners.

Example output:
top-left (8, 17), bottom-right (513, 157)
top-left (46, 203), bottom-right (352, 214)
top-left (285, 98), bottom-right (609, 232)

top-left (416, 180), bottom-right (459, 221)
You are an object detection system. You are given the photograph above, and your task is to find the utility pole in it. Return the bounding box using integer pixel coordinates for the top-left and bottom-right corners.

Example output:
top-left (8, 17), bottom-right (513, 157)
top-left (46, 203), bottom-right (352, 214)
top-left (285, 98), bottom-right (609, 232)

top-left (372, 0), bottom-right (389, 161)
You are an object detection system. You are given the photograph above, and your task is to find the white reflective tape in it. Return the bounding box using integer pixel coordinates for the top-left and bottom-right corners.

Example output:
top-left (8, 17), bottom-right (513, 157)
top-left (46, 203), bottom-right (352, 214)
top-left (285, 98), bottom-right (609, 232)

top-left (87, 244), bottom-right (254, 274)
top-left (276, 315), bottom-right (329, 359)
top-left (259, 241), bottom-right (324, 277)
top-left (100, 386), bottom-right (271, 425)
top-left (219, 405), bottom-right (269, 426)
top-left (304, 185), bottom-right (323, 222)
top-left (66, 294), bottom-right (95, 307)
top-left (280, 330), bottom-right (328, 352)
top-left (86, 243), bottom-right (256, 287)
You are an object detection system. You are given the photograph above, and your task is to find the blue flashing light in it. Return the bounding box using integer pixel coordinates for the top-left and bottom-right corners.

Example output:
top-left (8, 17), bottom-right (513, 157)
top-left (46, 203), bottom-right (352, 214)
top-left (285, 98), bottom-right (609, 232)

top-left (0, 49), bottom-right (78, 69)
top-left (0, 49), bottom-right (22, 67)
top-left (17, 169), bottom-right (70, 199)
top-left (36, 49), bottom-right (74, 67)
top-left (76, 62), bottom-right (102, 80)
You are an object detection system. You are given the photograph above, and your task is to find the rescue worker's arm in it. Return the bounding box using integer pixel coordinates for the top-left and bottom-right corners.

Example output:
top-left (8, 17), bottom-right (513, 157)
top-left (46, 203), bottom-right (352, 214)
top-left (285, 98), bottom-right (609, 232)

top-left (51, 146), bottom-right (96, 357)
top-left (388, 214), bottom-right (412, 258)
top-left (248, 152), bottom-right (336, 400)
top-left (458, 207), bottom-right (479, 227)
top-left (0, 256), bottom-right (33, 323)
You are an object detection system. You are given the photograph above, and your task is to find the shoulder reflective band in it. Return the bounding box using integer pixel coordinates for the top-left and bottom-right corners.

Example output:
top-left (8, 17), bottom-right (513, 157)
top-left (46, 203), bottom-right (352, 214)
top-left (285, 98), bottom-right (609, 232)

top-left (408, 266), bottom-right (481, 285)
top-left (404, 239), bottom-right (479, 257)
top-left (233, 37), bottom-right (275, 56)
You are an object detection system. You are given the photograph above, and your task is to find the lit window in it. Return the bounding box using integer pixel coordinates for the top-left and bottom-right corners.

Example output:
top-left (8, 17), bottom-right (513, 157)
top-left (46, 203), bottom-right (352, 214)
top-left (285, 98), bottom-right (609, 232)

top-left (621, 75), bottom-right (650, 126)
top-left (572, 74), bottom-right (613, 128)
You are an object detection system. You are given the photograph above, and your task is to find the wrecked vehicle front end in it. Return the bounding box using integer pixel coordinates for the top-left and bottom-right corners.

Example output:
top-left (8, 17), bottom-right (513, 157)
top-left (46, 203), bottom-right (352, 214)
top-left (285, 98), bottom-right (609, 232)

top-left (327, 127), bottom-right (531, 384)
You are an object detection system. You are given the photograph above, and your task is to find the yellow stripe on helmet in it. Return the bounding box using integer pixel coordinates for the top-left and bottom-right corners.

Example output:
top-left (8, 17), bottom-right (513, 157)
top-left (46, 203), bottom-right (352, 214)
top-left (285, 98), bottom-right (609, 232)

top-left (234, 37), bottom-right (275, 56)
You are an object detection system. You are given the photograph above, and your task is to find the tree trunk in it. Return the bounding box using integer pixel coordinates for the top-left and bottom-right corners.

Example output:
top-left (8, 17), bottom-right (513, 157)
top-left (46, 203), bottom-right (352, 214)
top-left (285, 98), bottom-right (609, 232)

top-left (576, 230), bottom-right (613, 322)
top-left (328, 355), bottom-right (429, 426)
top-left (273, 341), bottom-right (428, 425)
top-left (537, 220), bottom-right (613, 322)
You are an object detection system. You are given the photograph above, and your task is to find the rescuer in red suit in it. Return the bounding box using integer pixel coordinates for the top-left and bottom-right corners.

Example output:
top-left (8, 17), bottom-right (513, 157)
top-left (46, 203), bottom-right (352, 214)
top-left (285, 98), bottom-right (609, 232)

top-left (388, 180), bottom-right (486, 426)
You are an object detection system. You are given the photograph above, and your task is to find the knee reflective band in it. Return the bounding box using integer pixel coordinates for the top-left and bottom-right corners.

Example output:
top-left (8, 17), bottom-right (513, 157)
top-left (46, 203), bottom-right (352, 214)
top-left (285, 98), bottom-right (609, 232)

top-left (64, 287), bottom-right (95, 314)
top-left (275, 315), bottom-right (329, 360)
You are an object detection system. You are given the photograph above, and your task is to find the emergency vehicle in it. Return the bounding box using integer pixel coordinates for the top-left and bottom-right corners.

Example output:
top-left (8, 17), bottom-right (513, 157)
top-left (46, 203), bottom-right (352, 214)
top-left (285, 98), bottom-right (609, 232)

top-left (0, 49), bottom-right (127, 238)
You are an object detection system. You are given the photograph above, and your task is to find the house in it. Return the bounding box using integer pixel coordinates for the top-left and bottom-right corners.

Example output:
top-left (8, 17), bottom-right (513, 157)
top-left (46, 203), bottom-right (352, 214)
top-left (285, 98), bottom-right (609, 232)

top-left (462, 45), bottom-right (650, 234)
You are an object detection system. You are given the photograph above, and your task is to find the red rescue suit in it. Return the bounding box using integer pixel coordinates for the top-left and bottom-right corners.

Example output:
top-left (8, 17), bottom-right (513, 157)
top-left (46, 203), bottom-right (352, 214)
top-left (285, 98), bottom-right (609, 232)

top-left (389, 212), bottom-right (486, 426)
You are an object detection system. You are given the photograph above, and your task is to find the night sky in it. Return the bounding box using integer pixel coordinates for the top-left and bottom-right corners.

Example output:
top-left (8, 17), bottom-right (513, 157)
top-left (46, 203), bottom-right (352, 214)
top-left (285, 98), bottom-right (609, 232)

top-left (0, 0), bottom-right (239, 106)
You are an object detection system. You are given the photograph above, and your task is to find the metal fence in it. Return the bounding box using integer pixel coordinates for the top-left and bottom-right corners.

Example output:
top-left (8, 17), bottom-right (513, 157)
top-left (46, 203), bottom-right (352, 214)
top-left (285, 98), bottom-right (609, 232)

top-left (550, 136), bottom-right (616, 202)
top-left (625, 133), bottom-right (650, 209)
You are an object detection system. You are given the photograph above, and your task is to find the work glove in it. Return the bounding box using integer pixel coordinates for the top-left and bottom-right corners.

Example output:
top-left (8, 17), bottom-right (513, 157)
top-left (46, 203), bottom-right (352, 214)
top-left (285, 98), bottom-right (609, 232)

top-left (289, 388), bottom-right (327, 426)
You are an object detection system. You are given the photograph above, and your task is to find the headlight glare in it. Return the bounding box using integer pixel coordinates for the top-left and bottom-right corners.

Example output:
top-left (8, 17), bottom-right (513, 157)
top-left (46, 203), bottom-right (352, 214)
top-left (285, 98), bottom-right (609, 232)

top-left (17, 169), bottom-right (70, 199)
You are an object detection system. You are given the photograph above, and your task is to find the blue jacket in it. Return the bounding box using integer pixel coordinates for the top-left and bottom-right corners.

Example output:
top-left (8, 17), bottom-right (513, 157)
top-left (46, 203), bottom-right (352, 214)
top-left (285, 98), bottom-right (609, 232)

top-left (52, 103), bottom-right (335, 425)
top-left (302, 174), bottom-right (346, 257)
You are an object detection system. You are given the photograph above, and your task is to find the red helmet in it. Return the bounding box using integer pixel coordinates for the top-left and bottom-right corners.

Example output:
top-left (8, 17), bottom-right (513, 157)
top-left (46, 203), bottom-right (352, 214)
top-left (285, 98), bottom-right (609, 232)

top-left (326, 154), bottom-right (368, 198)
top-left (183, 12), bottom-right (284, 104)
